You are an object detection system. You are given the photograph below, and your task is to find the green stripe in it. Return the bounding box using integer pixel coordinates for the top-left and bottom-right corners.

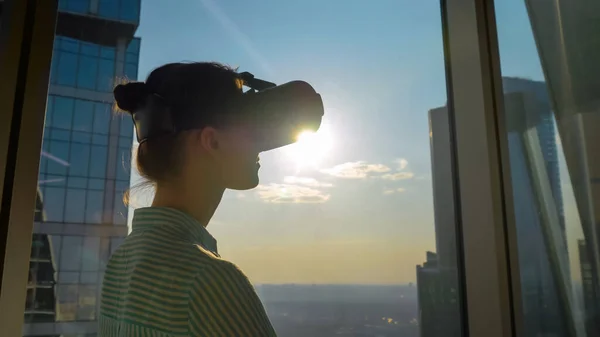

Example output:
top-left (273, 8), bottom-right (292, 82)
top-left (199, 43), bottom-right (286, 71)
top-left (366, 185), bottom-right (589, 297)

top-left (99, 206), bottom-right (276, 336)
top-left (204, 263), bottom-right (263, 333)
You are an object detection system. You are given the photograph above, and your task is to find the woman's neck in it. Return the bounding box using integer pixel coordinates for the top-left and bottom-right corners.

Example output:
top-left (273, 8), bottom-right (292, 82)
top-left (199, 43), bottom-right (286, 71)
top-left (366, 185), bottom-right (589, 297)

top-left (152, 181), bottom-right (225, 227)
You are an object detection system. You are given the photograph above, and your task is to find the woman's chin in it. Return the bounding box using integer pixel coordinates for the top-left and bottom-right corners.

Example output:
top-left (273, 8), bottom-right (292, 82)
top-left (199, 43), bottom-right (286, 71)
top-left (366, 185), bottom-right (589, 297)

top-left (228, 177), bottom-right (260, 191)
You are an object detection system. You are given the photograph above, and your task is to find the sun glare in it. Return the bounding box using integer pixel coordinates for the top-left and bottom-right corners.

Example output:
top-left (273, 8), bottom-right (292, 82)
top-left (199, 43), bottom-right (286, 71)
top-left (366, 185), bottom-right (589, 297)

top-left (286, 126), bottom-right (333, 170)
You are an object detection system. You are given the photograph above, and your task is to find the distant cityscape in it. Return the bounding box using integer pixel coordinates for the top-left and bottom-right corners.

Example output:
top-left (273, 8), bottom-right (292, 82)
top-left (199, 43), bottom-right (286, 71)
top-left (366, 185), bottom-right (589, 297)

top-left (257, 284), bottom-right (419, 337)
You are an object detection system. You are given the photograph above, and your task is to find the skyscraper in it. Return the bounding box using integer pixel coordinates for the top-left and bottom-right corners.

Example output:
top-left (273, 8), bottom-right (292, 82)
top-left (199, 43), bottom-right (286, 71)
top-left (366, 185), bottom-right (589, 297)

top-left (420, 77), bottom-right (567, 337)
top-left (22, 1), bottom-right (141, 336)
top-left (416, 106), bottom-right (461, 337)
top-left (525, 1), bottom-right (600, 334)
top-left (416, 252), bottom-right (460, 337)
top-left (502, 80), bottom-right (568, 336)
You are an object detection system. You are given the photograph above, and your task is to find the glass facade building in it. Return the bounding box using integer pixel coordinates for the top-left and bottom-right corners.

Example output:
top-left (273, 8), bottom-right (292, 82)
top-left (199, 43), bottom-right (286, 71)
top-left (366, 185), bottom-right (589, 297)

top-left (420, 77), bottom-right (566, 337)
top-left (22, 0), bottom-right (140, 336)
top-left (502, 78), bottom-right (567, 336)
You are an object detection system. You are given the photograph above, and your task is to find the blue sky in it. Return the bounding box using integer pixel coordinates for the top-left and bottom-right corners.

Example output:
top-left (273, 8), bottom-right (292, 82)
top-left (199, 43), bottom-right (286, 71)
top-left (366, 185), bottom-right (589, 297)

top-left (129, 0), bottom-right (581, 285)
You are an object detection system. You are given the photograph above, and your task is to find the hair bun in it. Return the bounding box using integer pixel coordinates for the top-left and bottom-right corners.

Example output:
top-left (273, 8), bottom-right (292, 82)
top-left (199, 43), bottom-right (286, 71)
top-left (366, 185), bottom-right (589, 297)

top-left (114, 82), bottom-right (149, 114)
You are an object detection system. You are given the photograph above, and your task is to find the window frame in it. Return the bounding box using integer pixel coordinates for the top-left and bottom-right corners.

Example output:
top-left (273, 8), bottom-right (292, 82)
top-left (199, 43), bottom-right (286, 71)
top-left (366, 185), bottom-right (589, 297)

top-left (441, 0), bottom-right (517, 335)
top-left (0, 0), bottom-right (58, 335)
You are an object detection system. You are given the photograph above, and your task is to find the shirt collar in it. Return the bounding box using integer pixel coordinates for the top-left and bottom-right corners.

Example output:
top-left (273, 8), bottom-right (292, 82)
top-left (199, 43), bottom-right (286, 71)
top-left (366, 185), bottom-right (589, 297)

top-left (132, 207), bottom-right (218, 254)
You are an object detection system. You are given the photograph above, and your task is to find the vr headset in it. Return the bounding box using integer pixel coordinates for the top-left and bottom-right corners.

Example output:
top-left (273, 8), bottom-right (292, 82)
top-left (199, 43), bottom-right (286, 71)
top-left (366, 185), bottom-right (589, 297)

top-left (131, 71), bottom-right (324, 152)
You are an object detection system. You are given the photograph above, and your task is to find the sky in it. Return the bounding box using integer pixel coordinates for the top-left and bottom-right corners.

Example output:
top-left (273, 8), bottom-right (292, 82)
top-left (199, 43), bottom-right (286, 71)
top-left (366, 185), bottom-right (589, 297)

top-left (126, 0), bottom-right (585, 285)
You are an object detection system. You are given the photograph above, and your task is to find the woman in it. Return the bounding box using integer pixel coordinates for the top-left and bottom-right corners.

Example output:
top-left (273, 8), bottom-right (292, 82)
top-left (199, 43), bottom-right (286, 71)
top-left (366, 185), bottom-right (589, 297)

top-left (99, 62), bottom-right (277, 336)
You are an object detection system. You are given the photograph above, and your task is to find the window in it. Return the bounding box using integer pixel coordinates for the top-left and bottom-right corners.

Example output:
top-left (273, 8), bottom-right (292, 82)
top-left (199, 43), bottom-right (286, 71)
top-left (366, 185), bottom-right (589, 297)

top-left (61, 0), bottom-right (90, 14)
top-left (82, 237), bottom-right (100, 271)
top-left (68, 177), bottom-right (87, 189)
top-left (69, 144), bottom-right (90, 176)
top-left (85, 190), bottom-right (104, 224)
top-left (76, 55), bottom-right (98, 90)
top-left (77, 285), bottom-right (97, 320)
top-left (46, 141), bottom-right (70, 175)
top-left (56, 52), bottom-right (78, 87)
top-left (124, 63), bottom-right (138, 80)
top-left (60, 236), bottom-right (83, 271)
top-left (97, 59), bottom-right (115, 92)
top-left (64, 189), bottom-right (86, 223)
top-left (120, 0), bottom-right (140, 22)
top-left (89, 146), bottom-right (107, 178)
top-left (60, 272), bottom-right (80, 284)
top-left (73, 99), bottom-right (94, 132)
top-left (93, 103), bottom-right (111, 134)
top-left (50, 36), bottom-right (117, 92)
top-left (52, 97), bottom-right (74, 130)
top-left (495, 0), bottom-right (600, 336)
top-left (98, 0), bottom-right (119, 19)
top-left (21, 1), bottom-right (472, 337)
top-left (119, 117), bottom-right (133, 137)
top-left (115, 147), bottom-right (131, 181)
top-left (57, 284), bottom-right (78, 321)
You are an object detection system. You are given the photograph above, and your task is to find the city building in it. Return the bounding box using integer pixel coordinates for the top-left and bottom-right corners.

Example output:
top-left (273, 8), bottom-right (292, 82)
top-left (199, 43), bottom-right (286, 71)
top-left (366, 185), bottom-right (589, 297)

top-left (525, 1), bottom-right (600, 334)
top-left (25, 191), bottom-right (58, 324)
top-left (579, 240), bottom-right (598, 336)
top-left (420, 77), bottom-right (568, 337)
top-left (416, 252), bottom-right (460, 337)
top-left (416, 105), bottom-right (462, 337)
top-left (22, 0), bottom-right (141, 336)
top-left (502, 78), bottom-right (568, 336)
top-left (428, 106), bottom-right (458, 270)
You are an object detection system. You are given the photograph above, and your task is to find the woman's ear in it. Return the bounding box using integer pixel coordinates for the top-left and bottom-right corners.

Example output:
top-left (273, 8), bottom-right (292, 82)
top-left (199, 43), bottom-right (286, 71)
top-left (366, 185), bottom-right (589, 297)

top-left (199, 127), bottom-right (220, 154)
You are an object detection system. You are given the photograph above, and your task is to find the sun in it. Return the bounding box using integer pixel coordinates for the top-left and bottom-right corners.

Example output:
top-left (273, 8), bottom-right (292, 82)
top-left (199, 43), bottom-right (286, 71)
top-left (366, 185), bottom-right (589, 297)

top-left (285, 125), bottom-right (333, 170)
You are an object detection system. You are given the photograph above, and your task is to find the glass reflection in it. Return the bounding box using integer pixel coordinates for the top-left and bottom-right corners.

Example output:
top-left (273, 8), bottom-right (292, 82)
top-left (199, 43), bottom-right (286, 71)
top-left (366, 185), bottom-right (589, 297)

top-left (496, 0), bottom-right (600, 335)
top-left (23, 0), bottom-right (466, 336)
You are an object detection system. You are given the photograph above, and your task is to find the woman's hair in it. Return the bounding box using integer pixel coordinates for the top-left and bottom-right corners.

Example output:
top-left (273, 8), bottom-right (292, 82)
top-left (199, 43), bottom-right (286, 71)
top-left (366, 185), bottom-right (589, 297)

top-left (113, 62), bottom-right (243, 202)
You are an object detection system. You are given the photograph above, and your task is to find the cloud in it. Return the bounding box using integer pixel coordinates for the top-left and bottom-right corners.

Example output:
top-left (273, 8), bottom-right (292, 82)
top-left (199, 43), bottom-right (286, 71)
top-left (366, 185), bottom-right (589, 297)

top-left (283, 176), bottom-right (333, 188)
top-left (383, 187), bottom-right (406, 195)
top-left (320, 161), bottom-right (391, 179)
top-left (395, 158), bottom-right (409, 170)
top-left (381, 172), bottom-right (415, 181)
top-left (256, 183), bottom-right (330, 204)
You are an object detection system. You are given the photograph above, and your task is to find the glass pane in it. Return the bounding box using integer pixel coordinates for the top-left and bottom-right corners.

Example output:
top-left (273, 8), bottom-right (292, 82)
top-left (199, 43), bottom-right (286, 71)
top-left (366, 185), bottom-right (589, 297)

top-left (97, 59), bottom-right (115, 92)
top-left (73, 99), bottom-right (94, 132)
top-left (69, 143), bottom-right (91, 176)
top-left (24, 1), bottom-right (136, 331)
top-left (76, 55), bottom-right (98, 90)
top-left (60, 236), bottom-right (83, 271)
top-left (100, 46), bottom-right (116, 59)
top-left (24, 1), bottom-right (467, 337)
top-left (85, 190), bottom-right (104, 224)
top-left (56, 52), bottom-right (78, 87)
top-left (93, 103), bottom-right (111, 134)
top-left (64, 189), bottom-right (86, 223)
top-left (60, 37), bottom-right (80, 53)
top-left (124, 62), bottom-right (137, 80)
top-left (46, 141), bottom-right (70, 176)
top-left (89, 145), bottom-right (108, 178)
top-left (495, 1), bottom-right (600, 336)
top-left (120, 0), bottom-right (140, 22)
top-left (65, 0), bottom-right (90, 14)
top-left (52, 96), bottom-right (74, 130)
top-left (80, 42), bottom-right (99, 57)
top-left (98, 0), bottom-right (119, 20)
top-left (115, 147), bottom-right (131, 181)
top-left (119, 115), bottom-right (133, 137)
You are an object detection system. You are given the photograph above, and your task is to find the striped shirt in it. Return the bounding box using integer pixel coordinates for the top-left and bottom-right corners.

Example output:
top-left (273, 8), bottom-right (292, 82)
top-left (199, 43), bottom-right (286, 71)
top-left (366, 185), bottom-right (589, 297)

top-left (99, 207), bottom-right (277, 337)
